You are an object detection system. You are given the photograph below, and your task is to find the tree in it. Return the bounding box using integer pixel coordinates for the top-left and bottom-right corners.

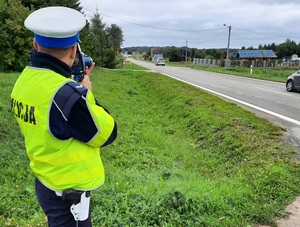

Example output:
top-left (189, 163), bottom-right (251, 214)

top-left (106, 24), bottom-right (124, 55)
top-left (88, 11), bottom-right (116, 68)
top-left (0, 0), bottom-right (31, 71)
top-left (21, 0), bottom-right (82, 10)
top-left (276, 39), bottom-right (298, 59)
top-left (0, 0), bottom-right (122, 71)
top-left (206, 49), bottom-right (222, 59)
top-left (0, 0), bottom-right (84, 72)
top-left (166, 47), bottom-right (181, 62)
top-left (194, 49), bottom-right (206, 59)
top-left (78, 23), bottom-right (94, 57)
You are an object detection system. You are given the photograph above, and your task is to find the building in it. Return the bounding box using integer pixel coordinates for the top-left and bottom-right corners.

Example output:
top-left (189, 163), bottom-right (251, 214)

top-left (150, 47), bottom-right (164, 61)
top-left (234, 50), bottom-right (277, 60)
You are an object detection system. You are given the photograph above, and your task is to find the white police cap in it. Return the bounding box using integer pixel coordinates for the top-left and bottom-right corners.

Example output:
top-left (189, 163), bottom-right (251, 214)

top-left (24, 6), bottom-right (86, 48)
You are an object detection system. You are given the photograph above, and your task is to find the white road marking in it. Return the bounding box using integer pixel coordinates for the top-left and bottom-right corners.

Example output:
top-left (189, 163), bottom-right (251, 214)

top-left (162, 73), bottom-right (300, 126)
top-left (255, 87), bottom-right (292, 96)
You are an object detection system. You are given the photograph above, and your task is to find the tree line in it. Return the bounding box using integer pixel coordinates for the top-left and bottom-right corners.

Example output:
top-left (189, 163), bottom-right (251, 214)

top-left (125, 38), bottom-right (300, 62)
top-left (0, 0), bottom-right (124, 72)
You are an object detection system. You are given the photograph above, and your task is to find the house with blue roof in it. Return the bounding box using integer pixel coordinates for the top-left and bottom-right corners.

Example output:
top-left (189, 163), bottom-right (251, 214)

top-left (234, 50), bottom-right (277, 59)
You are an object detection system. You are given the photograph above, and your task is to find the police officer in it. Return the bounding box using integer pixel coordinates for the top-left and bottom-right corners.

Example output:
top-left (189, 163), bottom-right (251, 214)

top-left (11, 6), bottom-right (117, 226)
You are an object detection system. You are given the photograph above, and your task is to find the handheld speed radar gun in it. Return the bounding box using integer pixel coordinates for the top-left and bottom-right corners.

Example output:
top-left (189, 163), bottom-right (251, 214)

top-left (71, 43), bottom-right (93, 83)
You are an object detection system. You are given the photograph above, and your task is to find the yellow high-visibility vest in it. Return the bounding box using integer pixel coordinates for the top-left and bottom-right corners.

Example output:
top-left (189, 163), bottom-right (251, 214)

top-left (11, 66), bottom-right (114, 191)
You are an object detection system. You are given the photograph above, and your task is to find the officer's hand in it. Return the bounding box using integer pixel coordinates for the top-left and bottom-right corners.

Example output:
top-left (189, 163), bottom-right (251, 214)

top-left (88, 62), bottom-right (95, 72)
top-left (85, 62), bottom-right (95, 77)
top-left (80, 62), bottom-right (95, 91)
top-left (80, 73), bottom-right (92, 91)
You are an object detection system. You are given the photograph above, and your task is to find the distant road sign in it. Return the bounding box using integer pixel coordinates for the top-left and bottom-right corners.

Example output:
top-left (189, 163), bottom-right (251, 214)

top-left (123, 60), bottom-right (131, 65)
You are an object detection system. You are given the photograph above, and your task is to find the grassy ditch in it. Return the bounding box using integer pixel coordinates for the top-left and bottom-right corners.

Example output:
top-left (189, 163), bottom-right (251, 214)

top-left (0, 67), bottom-right (299, 226)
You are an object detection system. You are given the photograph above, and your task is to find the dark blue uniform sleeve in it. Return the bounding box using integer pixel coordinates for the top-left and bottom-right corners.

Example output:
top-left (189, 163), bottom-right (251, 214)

top-left (49, 82), bottom-right (117, 147)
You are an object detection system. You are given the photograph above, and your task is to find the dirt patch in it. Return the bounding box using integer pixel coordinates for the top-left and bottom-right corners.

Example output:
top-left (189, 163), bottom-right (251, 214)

top-left (255, 196), bottom-right (300, 227)
top-left (276, 196), bottom-right (300, 227)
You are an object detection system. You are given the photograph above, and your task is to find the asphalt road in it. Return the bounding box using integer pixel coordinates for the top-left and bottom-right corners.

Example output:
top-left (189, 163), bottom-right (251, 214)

top-left (131, 58), bottom-right (300, 127)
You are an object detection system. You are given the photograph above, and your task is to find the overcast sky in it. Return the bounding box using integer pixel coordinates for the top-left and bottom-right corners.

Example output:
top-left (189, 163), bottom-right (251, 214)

top-left (79, 0), bottom-right (300, 49)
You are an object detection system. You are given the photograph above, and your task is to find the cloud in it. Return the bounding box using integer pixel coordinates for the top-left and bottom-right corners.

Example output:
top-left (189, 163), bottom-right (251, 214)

top-left (80, 0), bottom-right (300, 49)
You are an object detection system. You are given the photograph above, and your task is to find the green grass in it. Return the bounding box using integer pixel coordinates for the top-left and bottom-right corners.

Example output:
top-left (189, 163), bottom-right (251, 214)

top-left (191, 64), bottom-right (296, 83)
top-left (167, 61), bottom-right (296, 83)
top-left (0, 67), bottom-right (299, 226)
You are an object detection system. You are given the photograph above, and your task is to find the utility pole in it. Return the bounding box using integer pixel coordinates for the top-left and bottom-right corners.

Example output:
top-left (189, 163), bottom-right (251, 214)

top-left (224, 24), bottom-right (231, 67)
top-left (185, 40), bottom-right (188, 64)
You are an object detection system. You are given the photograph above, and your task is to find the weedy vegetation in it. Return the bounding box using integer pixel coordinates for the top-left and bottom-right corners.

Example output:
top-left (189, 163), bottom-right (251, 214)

top-left (0, 64), bottom-right (299, 226)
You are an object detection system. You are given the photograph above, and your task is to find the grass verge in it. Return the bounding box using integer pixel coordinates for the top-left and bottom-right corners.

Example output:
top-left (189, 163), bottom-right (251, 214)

top-left (0, 67), bottom-right (299, 226)
top-left (166, 61), bottom-right (297, 83)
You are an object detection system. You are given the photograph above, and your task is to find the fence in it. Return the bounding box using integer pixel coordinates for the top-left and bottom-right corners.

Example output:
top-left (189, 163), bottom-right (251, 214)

top-left (193, 58), bottom-right (300, 68)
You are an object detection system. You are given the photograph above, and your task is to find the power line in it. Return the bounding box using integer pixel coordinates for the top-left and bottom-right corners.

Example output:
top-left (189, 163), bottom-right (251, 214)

top-left (189, 28), bottom-right (227, 45)
top-left (233, 26), bottom-right (300, 39)
top-left (81, 7), bottom-right (300, 47)
top-left (82, 7), bottom-right (224, 33)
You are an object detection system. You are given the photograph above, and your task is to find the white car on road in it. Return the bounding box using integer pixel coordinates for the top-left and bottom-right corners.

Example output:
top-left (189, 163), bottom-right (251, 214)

top-left (155, 58), bottom-right (165, 66)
